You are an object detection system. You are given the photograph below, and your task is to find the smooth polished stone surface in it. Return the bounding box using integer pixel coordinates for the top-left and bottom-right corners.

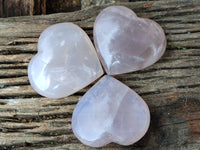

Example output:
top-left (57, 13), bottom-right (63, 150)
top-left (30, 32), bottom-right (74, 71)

top-left (28, 23), bottom-right (103, 98)
top-left (94, 6), bottom-right (166, 75)
top-left (72, 75), bottom-right (150, 147)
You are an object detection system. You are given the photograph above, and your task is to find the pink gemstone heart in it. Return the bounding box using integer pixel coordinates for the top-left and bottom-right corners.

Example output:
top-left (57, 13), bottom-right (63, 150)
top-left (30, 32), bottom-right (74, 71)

top-left (28, 23), bottom-right (103, 98)
top-left (94, 6), bottom-right (166, 75)
top-left (72, 75), bottom-right (150, 147)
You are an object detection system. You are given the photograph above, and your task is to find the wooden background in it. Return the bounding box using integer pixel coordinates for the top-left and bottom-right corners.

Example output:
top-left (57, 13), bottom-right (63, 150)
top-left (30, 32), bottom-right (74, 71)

top-left (0, 0), bottom-right (81, 17)
top-left (0, 0), bottom-right (200, 149)
top-left (0, 0), bottom-right (127, 18)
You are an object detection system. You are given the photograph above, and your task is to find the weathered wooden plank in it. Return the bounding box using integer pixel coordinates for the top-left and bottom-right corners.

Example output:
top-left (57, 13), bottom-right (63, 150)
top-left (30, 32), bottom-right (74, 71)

top-left (0, 54), bottom-right (34, 63)
top-left (0, 0), bottom-right (34, 17)
top-left (0, 0), bottom-right (200, 149)
top-left (0, 0), bottom-right (83, 17)
top-left (81, 0), bottom-right (129, 9)
top-left (0, 63), bottom-right (28, 69)
top-left (0, 76), bottom-right (29, 86)
top-left (0, 69), bottom-right (27, 77)
top-left (33, 0), bottom-right (46, 15)
top-left (46, 0), bottom-right (81, 14)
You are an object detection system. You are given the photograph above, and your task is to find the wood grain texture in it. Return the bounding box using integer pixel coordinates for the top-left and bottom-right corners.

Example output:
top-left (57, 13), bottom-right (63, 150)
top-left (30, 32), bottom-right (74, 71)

top-left (0, 0), bottom-right (200, 149)
top-left (46, 0), bottom-right (81, 14)
top-left (33, 0), bottom-right (46, 15)
top-left (0, 0), bottom-right (34, 17)
top-left (81, 0), bottom-right (129, 9)
top-left (0, 0), bottom-right (80, 18)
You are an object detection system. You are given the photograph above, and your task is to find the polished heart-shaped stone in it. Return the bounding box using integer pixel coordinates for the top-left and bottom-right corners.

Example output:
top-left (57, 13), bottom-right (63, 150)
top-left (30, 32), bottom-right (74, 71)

top-left (72, 75), bottom-right (150, 147)
top-left (94, 6), bottom-right (166, 75)
top-left (28, 23), bottom-right (103, 98)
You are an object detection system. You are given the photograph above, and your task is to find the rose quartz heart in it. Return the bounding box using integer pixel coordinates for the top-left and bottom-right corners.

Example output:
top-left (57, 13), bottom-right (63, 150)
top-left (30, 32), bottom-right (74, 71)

top-left (72, 75), bottom-right (150, 147)
top-left (94, 6), bottom-right (166, 75)
top-left (28, 23), bottom-right (103, 98)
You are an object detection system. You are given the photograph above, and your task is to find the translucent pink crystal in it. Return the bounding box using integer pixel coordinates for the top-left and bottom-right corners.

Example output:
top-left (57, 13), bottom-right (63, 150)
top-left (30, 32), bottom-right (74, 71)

top-left (94, 6), bottom-right (166, 75)
top-left (72, 75), bottom-right (150, 147)
top-left (28, 23), bottom-right (103, 98)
